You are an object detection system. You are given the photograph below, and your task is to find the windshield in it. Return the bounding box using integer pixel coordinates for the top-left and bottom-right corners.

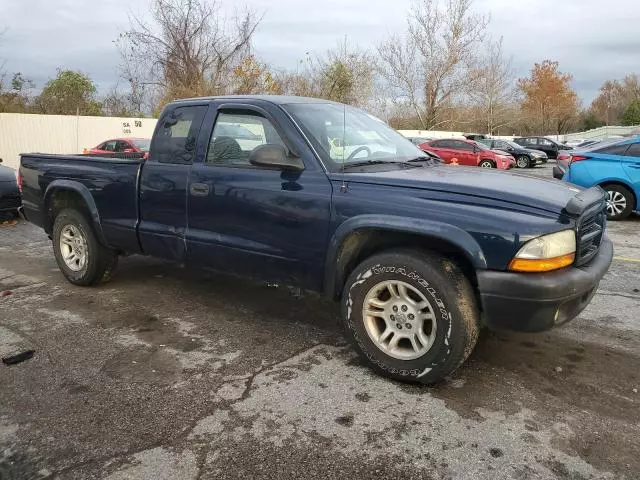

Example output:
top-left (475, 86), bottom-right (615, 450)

top-left (131, 138), bottom-right (151, 152)
top-left (284, 103), bottom-right (425, 170)
top-left (502, 140), bottom-right (521, 150)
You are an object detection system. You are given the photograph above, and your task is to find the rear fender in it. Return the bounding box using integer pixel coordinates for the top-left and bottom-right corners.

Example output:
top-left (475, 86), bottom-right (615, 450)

top-left (44, 180), bottom-right (108, 245)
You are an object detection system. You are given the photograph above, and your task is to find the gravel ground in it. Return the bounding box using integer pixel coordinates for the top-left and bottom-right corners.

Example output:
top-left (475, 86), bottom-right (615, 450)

top-left (0, 162), bottom-right (639, 480)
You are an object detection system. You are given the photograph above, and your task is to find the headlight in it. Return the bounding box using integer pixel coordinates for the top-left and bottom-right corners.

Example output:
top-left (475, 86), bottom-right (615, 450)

top-left (508, 230), bottom-right (576, 272)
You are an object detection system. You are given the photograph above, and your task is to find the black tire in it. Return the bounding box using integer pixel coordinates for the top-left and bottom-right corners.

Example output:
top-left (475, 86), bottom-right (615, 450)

top-left (602, 184), bottom-right (634, 221)
top-left (52, 208), bottom-right (118, 285)
top-left (479, 160), bottom-right (495, 168)
top-left (342, 250), bottom-right (480, 385)
top-left (516, 155), bottom-right (530, 169)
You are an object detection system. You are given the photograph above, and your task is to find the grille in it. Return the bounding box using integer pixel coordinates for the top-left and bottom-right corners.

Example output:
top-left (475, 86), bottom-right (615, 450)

top-left (575, 205), bottom-right (606, 266)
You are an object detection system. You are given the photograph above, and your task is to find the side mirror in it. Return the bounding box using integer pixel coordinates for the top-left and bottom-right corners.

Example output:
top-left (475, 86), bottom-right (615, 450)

top-left (0, 158), bottom-right (3, 163)
top-left (473, 146), bottom-right (479, 153)
top-left (249, 144), bottom-right (304, 172)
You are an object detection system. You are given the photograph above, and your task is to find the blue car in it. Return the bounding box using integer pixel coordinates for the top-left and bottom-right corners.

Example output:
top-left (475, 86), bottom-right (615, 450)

top-left (563, 137), bottom-right (640, 220)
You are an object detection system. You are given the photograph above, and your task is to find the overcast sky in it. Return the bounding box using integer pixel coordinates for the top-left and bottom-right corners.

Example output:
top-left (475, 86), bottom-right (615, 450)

top-left (1, 0), bottom-right (639, 105)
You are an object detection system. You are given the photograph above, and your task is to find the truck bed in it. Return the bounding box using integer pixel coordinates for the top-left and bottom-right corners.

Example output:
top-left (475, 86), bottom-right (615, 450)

top-left (19, 153), bottom-right (144, 253)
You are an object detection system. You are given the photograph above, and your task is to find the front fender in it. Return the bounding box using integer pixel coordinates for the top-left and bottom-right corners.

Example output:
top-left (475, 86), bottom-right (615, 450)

top-left (44, 180), bottom-right (108, 246)
top-left (324, 214), bottom-right (487, 297)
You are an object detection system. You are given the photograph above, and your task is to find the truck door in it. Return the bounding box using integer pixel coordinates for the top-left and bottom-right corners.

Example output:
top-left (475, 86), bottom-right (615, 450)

top-left (138, 103), bottom-right (208, 261)
top-left (186, 102), bottom-right (332, 290)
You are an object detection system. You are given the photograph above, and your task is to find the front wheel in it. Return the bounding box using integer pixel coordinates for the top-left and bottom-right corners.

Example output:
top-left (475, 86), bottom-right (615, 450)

top-left (342, 250), bottom-right (480, 384)
top-left (52, 208), bottom-right (118, 285)
top-left (516, 155), bottom-right (530, 168)
top-left (479, 160), bottom-right (495, 168)
top-left (603, 184), bottom-right (634, 220)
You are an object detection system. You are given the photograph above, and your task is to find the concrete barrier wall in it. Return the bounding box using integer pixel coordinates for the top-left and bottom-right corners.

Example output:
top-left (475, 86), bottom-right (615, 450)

top-left (0, 113), bottom-right (157, 172)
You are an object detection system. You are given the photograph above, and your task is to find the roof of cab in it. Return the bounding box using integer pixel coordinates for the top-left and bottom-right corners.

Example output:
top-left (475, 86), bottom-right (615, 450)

top-left (174, 95), bottom-right (340, 106)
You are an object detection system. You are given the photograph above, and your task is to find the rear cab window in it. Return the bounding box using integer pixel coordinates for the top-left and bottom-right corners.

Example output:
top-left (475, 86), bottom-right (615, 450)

top-left (150, 104), bottom-right (208, 164)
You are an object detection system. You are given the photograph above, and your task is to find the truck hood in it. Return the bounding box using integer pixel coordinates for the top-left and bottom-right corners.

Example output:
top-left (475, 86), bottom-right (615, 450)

top-left (339, 165), bottom-right (582, 215)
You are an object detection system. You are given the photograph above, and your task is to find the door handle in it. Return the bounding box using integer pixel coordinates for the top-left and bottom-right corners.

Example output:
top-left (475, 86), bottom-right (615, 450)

top-left (190, 183), bottom-right (210, 196)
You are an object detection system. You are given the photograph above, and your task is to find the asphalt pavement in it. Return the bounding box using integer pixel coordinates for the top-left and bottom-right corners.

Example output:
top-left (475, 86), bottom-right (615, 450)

top-left (0, 162), bottom-right (639, 480)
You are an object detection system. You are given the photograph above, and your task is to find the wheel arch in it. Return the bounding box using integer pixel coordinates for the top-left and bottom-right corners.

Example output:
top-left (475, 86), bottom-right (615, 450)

top-left (324, 215), bottom-right (487, 299)
top-left (598, 180), bottom-right (638, 210)
top-left (479, 158), bottom-right (496, 167)
top-left (44, 180), bottom-right (108, 245)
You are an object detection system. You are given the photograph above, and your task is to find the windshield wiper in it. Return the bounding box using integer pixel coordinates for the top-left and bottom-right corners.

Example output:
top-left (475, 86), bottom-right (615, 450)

top-left (342, 159), bottom-right (420, 169)
top-left (407, 155), bottom-right (442, 165)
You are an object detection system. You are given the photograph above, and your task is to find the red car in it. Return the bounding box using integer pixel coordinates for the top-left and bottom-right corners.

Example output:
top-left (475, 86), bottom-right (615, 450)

top-left (86, 138), bottom-right (150, 158)
top-left (419, 139), bottom-right (515, 170)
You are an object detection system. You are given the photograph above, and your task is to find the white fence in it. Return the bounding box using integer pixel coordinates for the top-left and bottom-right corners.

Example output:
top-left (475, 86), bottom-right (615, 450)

top-left (398, 129), bottom-right (514, 141)
top-left (399, 125), bottom-right (640, 143)
top-left (560, 125), bottom-right (640, 142)
top-left (0, 113), bottom-right (158, 172)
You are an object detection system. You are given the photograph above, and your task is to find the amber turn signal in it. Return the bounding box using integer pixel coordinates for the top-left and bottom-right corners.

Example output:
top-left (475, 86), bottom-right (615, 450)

top-left (508, 253), bottom-right (575, 272)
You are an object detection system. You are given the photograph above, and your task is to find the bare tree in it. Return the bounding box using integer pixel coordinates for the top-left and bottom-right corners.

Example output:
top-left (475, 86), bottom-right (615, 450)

top-left (117, 0), bottom-right (262, 110)
top-left (378, 35), bottom-right (424, 125)
top-left (468, 37), bottom-right (516, 134)
top-left (379, 0), bottom-right (489, 129)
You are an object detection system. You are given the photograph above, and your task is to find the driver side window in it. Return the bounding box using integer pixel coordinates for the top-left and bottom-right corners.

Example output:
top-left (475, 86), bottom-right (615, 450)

top-left (206, 111), bottom-right (286, 167)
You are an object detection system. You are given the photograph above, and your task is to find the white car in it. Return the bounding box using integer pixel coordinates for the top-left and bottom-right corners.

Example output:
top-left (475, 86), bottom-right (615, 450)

top-left (564, 139), bottom-right (585, 148)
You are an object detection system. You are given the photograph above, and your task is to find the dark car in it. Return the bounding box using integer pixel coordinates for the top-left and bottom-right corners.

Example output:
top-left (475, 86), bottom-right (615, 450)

top-left (513, 136), bottom-right (571, 159)
top-left (19, 95), bottom-right (612, 385)
top-left (463, 133), bottom-right (489, 141)
top-left (0, 159), bottom-right (21, 219)
top-left (477, 139), bottom-right (548, 168)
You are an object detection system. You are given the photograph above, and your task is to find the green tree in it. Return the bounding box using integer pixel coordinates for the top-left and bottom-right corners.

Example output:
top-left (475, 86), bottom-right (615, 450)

top-left (35, 70), bottom-right (102, 115)
top-left (579, 109), bottom-right (606, 130)
top-left (621, 99), bottom-right (640, 126)
top-left (320, 60), bottom-right (354, 104)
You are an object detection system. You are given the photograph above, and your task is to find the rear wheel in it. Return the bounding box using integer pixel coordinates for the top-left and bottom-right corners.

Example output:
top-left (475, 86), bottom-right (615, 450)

top-left (516, 155), bottom-right (530, 169)
top-left (342, 250), bottom-right (480, 384)
top-left (603, 184), bottom-right (634, 220)
top-left (479, 160), bottom-right (495, 168)
top-left (52, 208), bottom-right (118, 285)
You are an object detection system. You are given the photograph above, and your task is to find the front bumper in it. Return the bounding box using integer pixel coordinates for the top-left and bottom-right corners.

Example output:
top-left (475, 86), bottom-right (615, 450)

top-left (477, 237), bottom-right (613, 332)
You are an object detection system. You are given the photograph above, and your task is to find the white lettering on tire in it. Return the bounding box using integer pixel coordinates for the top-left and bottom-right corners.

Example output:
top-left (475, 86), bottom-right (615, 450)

top-left (345, 263), bottom-right (453, 379)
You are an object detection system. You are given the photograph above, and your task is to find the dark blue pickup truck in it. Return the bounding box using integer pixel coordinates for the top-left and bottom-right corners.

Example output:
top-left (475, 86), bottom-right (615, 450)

top-left (19, 96), bottom-right (613, 384)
